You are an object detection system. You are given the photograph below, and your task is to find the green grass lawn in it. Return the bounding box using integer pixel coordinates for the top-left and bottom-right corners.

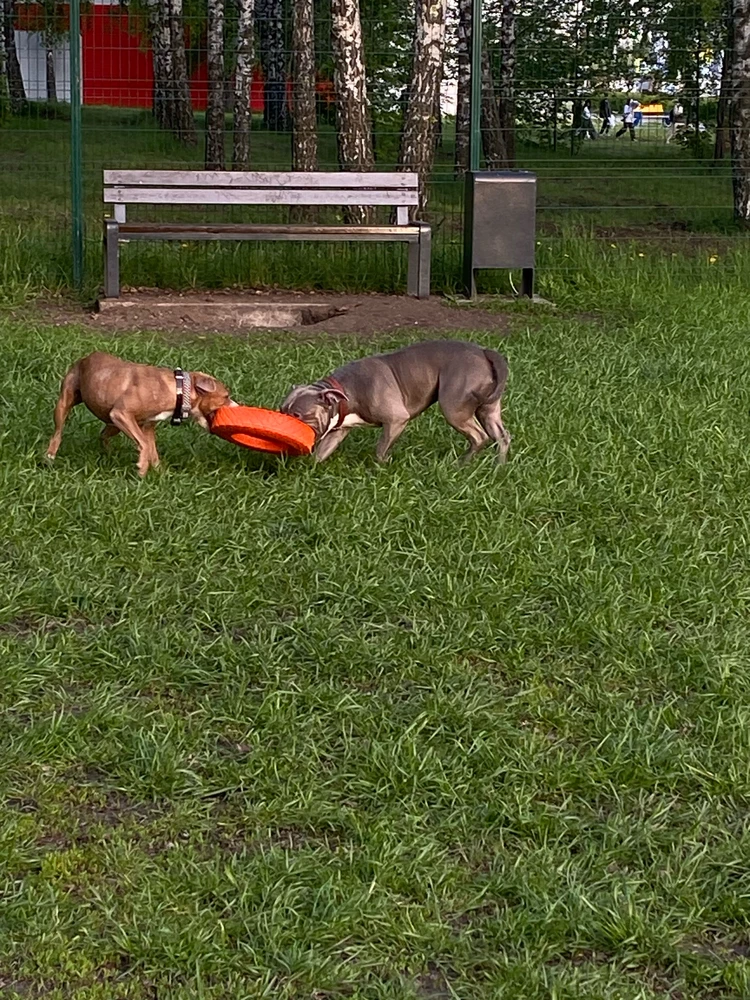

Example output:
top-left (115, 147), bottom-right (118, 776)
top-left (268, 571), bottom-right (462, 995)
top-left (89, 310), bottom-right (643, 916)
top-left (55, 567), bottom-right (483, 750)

top-left (0, 106), bottom-right (743, 299)
top-left (3, 263), bottom-right (750, 997)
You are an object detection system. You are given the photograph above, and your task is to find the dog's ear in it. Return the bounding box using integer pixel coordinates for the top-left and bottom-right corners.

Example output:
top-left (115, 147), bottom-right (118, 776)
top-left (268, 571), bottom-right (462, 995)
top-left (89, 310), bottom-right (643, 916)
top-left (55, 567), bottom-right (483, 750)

top-left (321, 387), bottom-right (346, 406)
top-left (194, 373), bottom-right (217, 395)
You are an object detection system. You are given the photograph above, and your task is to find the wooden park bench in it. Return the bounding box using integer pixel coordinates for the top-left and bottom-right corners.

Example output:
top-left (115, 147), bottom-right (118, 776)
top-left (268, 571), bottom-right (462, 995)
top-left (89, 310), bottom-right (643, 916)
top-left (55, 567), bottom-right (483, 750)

top-left (102, 170), bottom-right (432, 299)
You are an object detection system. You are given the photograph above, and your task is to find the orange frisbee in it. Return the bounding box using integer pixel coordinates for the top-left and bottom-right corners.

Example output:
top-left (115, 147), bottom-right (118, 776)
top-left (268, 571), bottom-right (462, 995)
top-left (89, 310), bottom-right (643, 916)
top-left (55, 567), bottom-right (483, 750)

top-left (210, 405), bottom-right (315, 456)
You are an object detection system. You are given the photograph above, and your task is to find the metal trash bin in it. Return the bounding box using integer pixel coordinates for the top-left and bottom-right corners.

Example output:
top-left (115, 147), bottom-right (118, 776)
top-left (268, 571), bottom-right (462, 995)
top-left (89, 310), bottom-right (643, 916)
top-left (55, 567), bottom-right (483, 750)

top-left (463, 170), bottom-right (537, 298)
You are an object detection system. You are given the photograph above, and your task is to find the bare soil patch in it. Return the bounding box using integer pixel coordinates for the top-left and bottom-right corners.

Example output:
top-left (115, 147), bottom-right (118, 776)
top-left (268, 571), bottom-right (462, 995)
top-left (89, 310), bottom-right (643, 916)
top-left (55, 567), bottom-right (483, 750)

top-left (21, 289), bottom-right (511, 338)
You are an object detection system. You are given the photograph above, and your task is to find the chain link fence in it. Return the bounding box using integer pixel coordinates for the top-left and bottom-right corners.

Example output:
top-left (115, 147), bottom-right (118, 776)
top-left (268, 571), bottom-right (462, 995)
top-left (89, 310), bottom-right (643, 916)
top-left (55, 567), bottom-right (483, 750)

top-left (0, 0), bottom-right (741, 300)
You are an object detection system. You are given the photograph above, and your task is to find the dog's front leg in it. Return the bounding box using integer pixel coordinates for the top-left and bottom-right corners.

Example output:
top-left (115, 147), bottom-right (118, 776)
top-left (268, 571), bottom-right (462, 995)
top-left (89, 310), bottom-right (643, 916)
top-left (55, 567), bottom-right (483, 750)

top-left (140, 424), bottom-right (160, 470)
top-left (375, 418), bottom-right (409, 463)
top-left (314, 427), bottom-right (350, 462)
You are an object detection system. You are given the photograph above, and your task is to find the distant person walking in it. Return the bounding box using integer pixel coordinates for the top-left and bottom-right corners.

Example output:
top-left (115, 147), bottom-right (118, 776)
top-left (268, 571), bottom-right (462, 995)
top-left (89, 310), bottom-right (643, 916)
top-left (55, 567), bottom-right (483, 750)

top-left (665, 101), bottom-right (685, 143)
top-left (599, 96), bottom-right (612, 134)
top-left (616, 98), bottom-right (639, 141)
top-left (580, 99), bottom-right (598, 140)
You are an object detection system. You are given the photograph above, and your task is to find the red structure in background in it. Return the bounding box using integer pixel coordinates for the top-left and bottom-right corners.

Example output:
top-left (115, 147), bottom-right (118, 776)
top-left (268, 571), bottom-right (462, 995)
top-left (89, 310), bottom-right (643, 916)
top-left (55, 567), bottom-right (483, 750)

top-left (15, 3), bottom-right (335, 114)
top-left (79, 5), bottom-right (266, 111)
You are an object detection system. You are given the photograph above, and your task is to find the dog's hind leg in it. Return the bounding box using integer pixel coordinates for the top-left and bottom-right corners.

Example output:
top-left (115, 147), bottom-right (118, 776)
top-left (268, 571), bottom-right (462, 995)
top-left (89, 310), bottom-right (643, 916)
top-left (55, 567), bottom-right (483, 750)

top-left (439, 398), bottom-right (492, 464)
top-left (477, 400), bottom-right (511, 464)
top-left (46, 363), bottom-right (81, 461)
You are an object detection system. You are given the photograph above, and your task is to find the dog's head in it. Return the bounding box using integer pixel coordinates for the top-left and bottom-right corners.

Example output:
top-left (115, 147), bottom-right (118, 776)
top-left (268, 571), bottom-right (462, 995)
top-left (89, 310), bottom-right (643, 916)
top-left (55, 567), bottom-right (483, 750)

top-left (189, 372), bottom-right (235, 429)
top-left (280, 382), bottom-right (346, 440)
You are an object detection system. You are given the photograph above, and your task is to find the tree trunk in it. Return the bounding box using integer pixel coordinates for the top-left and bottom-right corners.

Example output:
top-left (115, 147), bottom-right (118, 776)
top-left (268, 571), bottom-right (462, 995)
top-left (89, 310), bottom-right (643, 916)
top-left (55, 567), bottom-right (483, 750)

top-left (147, 0), bottom-right (170, 129)
top-left (716, 8), bottom-right (733, 160)
top-left (399, 0), bottom-right (448, 217)
top-left (45, 47), bottom-right (57, 102)
top-left (146, 0), bottom-right (194, 144)
top-left (481, 48), bottom-right (508, 168)
top-left (454, 0), bottom-right (471, 175)
top-left (205, 0), bottom-right (225, 169)
top-left (732, 0), bottom-right (750, 220)
top-left (331, 0), bottom-right (374, 222)
top-left (292, 0), bottom-right (317, 171)
top-left (497, 0), bottom-right (516, 166)
top-left (169, 0), bottom-right (196, 144)
top-left (232, 0), bottom-right (254, 168)
top-left (433, 80), bottom-right (443, 152)
top-left (0, 30), bottom-right (8, 122)
top-left (257, 0), bottom-right (288, 132)
top-left (2, 0), bottom-right (26, 113)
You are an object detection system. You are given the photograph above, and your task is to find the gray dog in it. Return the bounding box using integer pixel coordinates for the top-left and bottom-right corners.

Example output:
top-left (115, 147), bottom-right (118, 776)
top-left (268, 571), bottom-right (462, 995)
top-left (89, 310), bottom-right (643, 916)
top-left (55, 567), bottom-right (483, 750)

top-left (280, 340), bottom-right (510, 464)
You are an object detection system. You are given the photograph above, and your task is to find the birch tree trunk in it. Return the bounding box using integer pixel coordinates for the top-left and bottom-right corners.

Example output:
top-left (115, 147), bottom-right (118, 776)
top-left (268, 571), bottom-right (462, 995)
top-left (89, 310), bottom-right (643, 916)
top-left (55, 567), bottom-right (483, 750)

top-left (146, 0), bottom-right (195, 143)
top-left (732, 0), bottom-right (750, 220)
top-left (481, 48), bottom-right (508, 168)
top-left (497, 0), bottom-right (516, 166)
top-left (433, 78), bottom-right (442, 152)
top-left (716, 7), bottom-right (733, 160)
top-left (399, 0), bottom-right (447, 217)
top-left (147, 0), bottom-right (170, 129)
top-left (205, 0), bottom-right (225, 169)
top-left (292, 0), bottom-right (317, 171)
top-left (232, 0), bottom-right (254, 168)
top-left (170, 0), bottom-right (196, 144)
top-left (331, 0), bottom-right (374, 221)
top-left (454, 0), bottom-right (471, 175)
top-left (257, 0), bottom-right (288, 131)
top-left (2, 0), bottom-right (26, 113)
top-left (45, 47), bottom-right (57, 101)
top-left (0, 29), bottom-right (8, 121)
top-left (161, 2), bottom-right (175, 129)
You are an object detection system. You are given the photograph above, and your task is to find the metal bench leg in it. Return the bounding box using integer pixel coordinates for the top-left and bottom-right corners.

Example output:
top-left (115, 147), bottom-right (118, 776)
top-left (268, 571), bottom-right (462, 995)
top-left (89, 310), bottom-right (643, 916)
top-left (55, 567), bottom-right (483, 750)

top-left (104, 219), bottom-right (120, 298)
top-left (418, 225), bottom-right (431, 299)
top-left (407, 239), bottom-right (419, 297)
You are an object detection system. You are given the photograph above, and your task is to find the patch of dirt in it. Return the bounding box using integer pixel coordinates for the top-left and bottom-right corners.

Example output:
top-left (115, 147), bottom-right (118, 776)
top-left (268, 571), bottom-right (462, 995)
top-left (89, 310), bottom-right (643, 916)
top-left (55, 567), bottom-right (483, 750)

top-left (0, 614), bottom-right (99, 638)
top-left (415, 963), bottom-right (457, 999)
top-left (0, 975), bottom-right (38, 998)
top-left (22, 787), bottom-right (165, 853)
top-left (210, 822), bottom-right (343, 856)
top-left (684, 934), bottom-right (750, 961)
top-left (75, 790), bottom-right (163, 831)
top-left (21, 289), bottom-right (511, 338)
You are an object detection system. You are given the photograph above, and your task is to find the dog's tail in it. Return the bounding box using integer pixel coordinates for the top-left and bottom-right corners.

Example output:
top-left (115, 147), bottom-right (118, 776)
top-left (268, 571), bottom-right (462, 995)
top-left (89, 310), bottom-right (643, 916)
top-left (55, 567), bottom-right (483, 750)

top-left (57, 361), bottom-right (82, 410)
top-left (46, 361), bottom-right (82, 460)
top-left (483, 349), bottom-right (509, 404)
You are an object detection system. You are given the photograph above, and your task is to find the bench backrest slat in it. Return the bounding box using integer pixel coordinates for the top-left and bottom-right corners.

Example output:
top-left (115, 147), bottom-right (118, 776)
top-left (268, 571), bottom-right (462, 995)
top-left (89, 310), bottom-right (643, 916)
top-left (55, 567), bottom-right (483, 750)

top-left (104, 186), bottom-right (418, 207)
top-left (103, 170), bottom-right (419, 212)
top-left (104, 169), bottom-right (419, 190)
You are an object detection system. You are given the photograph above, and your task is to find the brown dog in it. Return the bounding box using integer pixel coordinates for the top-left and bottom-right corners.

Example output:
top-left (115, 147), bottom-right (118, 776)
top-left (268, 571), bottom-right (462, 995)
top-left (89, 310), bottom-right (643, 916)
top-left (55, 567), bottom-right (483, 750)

top-left (46, 352), bottom-right (234, 476)
top-left (280, 340), bottom-right (510, 464)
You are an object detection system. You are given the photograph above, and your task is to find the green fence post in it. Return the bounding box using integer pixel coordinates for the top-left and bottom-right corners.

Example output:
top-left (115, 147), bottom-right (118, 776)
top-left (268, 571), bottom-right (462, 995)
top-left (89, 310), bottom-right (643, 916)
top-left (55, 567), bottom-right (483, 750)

top-left (469, 0), bottom-right (482, 172)
top-left (69, 0), bottom-right (83, 290)
top-left (463, 0), bottom-right (482, 296)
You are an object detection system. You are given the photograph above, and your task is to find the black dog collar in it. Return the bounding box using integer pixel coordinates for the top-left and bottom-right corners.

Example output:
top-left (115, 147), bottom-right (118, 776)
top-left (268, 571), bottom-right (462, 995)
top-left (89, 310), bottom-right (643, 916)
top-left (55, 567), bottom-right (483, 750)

top-left (171, 369), bottom-right (192, 425)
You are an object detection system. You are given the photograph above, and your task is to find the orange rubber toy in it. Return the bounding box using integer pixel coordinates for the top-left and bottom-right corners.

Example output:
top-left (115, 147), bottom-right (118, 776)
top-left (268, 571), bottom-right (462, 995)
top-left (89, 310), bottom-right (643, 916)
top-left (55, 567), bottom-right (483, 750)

top-left (210, 405), bottom-right (315, 456)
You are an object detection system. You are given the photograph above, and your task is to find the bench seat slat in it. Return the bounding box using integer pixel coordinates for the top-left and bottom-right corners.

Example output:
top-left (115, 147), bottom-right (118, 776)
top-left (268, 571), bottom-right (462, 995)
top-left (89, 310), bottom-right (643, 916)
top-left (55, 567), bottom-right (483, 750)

top-left (116, 222), bottom-right (423, 241)
top-left (105, 187), bottom-right (418, 207)
top-left (104, 169), bottom-right (419, 189)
